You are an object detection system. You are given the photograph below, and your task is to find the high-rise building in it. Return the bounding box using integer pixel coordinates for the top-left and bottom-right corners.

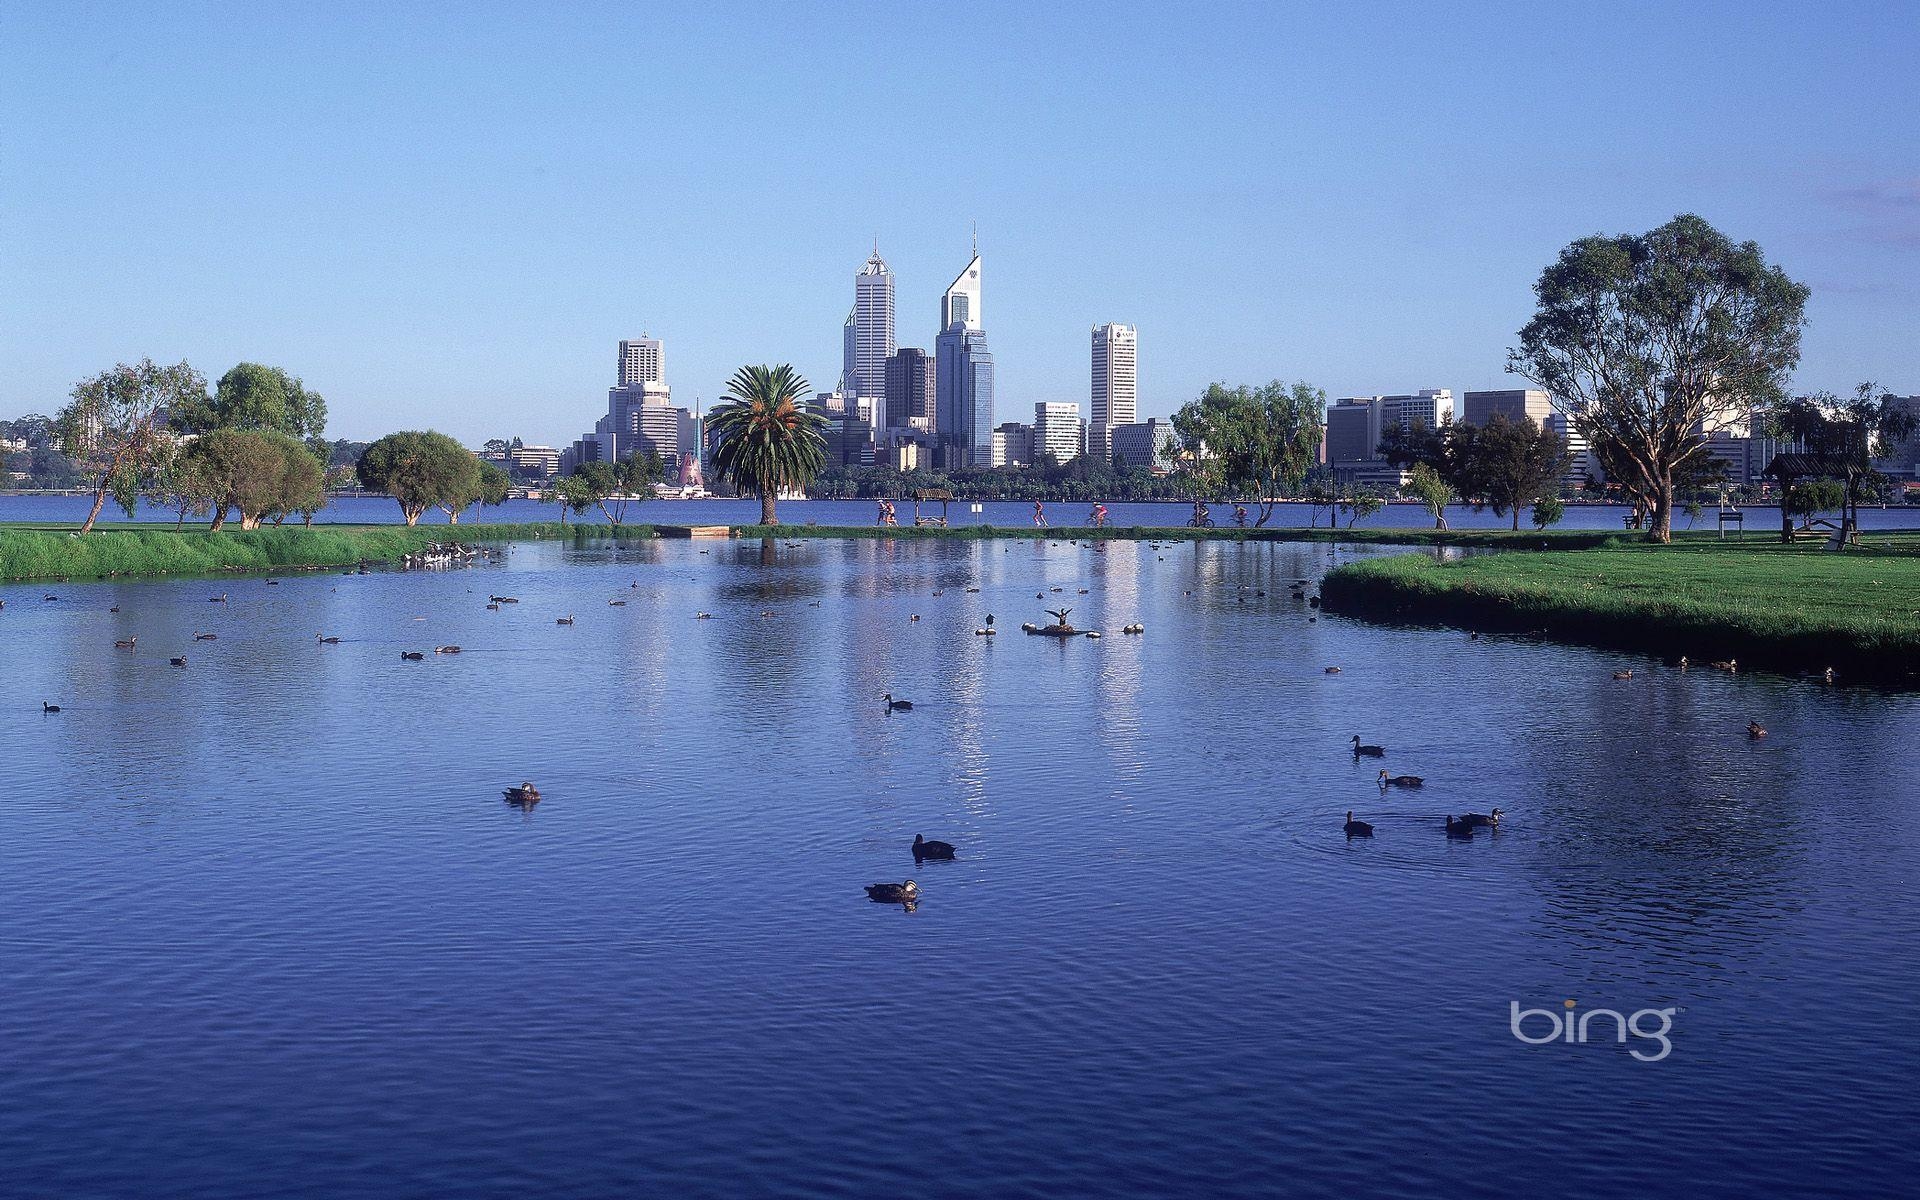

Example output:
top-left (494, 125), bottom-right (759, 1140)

top-left (618, 338), bottom-right (663, 387)
top-left (850, 249), bottom-right (895, 402)
top-left (1033, 401), bottom-right (1084, 464)
top-left (935, 248), bottom-right (993, 468)
top-left (1090, 323), bottom-right (1137, 464)
top-left (1461, 389), bottom-right (1551, 427)
top-left (1325, 398), bottom-right (1382, 465)
top-left (1378, 388), bottom-right (1452, 437)
top-left (885, 348), bottom-right (936, 432)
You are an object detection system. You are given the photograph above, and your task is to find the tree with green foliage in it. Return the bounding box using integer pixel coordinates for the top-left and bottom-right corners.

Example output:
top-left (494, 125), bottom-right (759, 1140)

top-left (146, 442), bottom-right (221, 530)
top-left (437, 459), bottom-right (510, 524)
top-left (542, 474), bottom-right (595, 527)
top-left (355, 431), bottom-right (481, 526)
top-left (1405, 462), bottom-right (1454, 529)
top-left (186, 428), bottom-right (322, 530)
top-left (1471, 414), bottom-right (1570, 530)
top-left (1302, 470), bottom-right (1340, 528)
top-left (1786, 478), bottom-right (1846, 526)
top-left (1768, 383), bottom-right (1918, 540)
top-left (707, 364), bottom-right (827, 525)
top-left (1508, 213), bottom-right (1808, 544)
top-left (570, 451), bottom-right (663, 527)
top-left (177, 363), bottom-right (328, 442)
top-left (1339, 486), bottom-right (1385, 529)
top-left (1531, 493), bottom-right (1566, 530)
top-left (57, 359), bottom-right (207, 533)
top-left (1169, 381), bottom-right (1325, 525)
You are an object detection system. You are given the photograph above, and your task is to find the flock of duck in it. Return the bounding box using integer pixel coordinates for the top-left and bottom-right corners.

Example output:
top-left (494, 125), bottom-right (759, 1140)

top-left (1340, 732), bottom-right (1502, 841)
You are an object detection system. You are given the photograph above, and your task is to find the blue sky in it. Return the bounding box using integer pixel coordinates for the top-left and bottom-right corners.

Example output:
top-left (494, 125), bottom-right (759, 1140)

top-left (4, 1), bottom-right (1916, 445)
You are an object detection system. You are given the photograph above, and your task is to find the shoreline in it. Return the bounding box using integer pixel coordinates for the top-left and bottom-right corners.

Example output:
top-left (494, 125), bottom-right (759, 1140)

top-left (1320, 543), bottom-right (1920, 685)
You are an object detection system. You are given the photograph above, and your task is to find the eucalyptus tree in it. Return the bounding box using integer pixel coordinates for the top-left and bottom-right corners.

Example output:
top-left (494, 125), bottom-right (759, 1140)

top-left (355, 431), bottom-right (480, 526)
top-left (56, 359), bottom-right (207, 533)
top-left (1170, 381), bottom-right (1325, 526)
top-left (1508, 213), bottom-right (1808, 543)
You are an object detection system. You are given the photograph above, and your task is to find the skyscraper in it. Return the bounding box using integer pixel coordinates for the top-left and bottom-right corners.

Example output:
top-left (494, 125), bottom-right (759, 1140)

top-left (935, 247), bottom-right (992, 468)
top-left (1034, 401), bottom-right (1084, 464)
top-left (618, 337), bottom-right (663, 386)
top-left (1461, 389), bottom-right (1551, 427)
top-left (1090, 323), bottom-right (1137, 463)
top-left (885, 348), bottom-right (935, 432)
top-left (850, 249), bottom-right (895, 402)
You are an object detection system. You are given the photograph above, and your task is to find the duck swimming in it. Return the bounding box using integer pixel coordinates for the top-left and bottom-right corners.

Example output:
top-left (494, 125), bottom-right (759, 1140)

top-left (864, 880), bottom-right (920, 904)
top-left (42, 701), bottom-right (60, 713)
top-left (114, 636), bottom-right (137, 649)
top-left (1350, 736), bottom-right (1385, 757)
top-left (503, 781), bottom-right (541, 806)
top-left (1460, 809), bottom-right (1502, 828)
top-left (168, 656), bottom-right (188, 667)
top-left (883, 693), bottom-right (914, 712)
top-left (1379, 770), bottom-right (1424, 788)
top-left (400, 651), bottom-right (425, 661)
top-left (317, 634), bottom-right (341, 644)
top-left (912, 834), bottom-right (956, 861)
top-left (1343, 811), bottom-right (1374, 838)
top-left (1747, 721), bottom-right (1767, 739)
top-left (1445, 815), bottom-right (1475, 838)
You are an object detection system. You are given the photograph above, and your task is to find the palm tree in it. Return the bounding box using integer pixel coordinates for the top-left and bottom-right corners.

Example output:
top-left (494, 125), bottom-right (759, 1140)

top-left (707, 364), bottom-right (827, 525)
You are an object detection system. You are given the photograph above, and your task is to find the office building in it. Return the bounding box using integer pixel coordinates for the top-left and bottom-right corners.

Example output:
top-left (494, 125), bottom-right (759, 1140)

top-left (848, 249), bottom-right (895, 403)
top-left (506, 445), bottom-right (560, 480)
top-left (1033, 401), bottom-right (1084, 464)
top-left (1325, 398), bottom-right (1382, 465)
top-left (564, 336), bottom-right (700, 478)
top-left (1461, 389), bottom-right (1552, 427)
top-left (992, 421), bottom-right (1034, 469)
top-left (935, 247), bottom-right (993, 468)
top-left (1378, 388), bottom-right (1452, 437)
top-left (1090, 323), bottom-right (1137, 463)
top-left (885, 347), bottom-right (936, 432)
top-left (1111, 419), bottom-right (1177, 472)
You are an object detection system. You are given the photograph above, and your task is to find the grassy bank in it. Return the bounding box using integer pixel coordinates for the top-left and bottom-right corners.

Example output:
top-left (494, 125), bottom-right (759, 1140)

top-left (0, 522), bottom-right (650, 581)
top-left (1320, 541), bottom-right (1920, 683)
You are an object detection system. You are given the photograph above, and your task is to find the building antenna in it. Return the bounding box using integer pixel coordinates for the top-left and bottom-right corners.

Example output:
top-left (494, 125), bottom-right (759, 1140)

top-left (971, 221), bottom-right (978, 256)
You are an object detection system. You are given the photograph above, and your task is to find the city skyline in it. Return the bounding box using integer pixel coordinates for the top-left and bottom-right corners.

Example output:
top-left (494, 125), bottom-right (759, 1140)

top-left (2, 4), bottom-right (1916, 445)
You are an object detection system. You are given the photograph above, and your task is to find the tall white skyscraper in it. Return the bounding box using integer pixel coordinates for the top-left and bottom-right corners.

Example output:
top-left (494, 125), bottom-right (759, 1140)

top-left (935, 243), bottom-right (992, 468)
top-left (1090, 323), bottom-right (1137, 462)
top-left (618, 337), bottom-right (663, 386)
top-left (1033, 401), bottom-right (1084, 464)
top-left (850, 249), bottom-right (895, 402)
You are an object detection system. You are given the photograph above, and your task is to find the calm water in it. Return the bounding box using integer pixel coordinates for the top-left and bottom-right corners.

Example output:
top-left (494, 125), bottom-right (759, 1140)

top-left (7, 491), bottom-right (1920, 532)
top-left (3, 537), bottom-right (1917, 1198)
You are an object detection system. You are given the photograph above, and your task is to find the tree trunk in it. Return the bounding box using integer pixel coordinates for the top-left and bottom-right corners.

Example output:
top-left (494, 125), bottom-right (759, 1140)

top-left (1512, 507), bottom-right (1521, 531)
top-left (404, 505), bottom-right (421, 527)
top-left (210, 503), bottom-right (227, 532)
top-left (760, 488), bottom-right (778, 525)
top-left (1434, 509), bottom-right (1448, 530)
top-left (1647, 474), bottom-right (1675, 544)
top-left (1255, 499), bottom-right (1274, 528)
top-left (80, 486), bottom-right (109, 534)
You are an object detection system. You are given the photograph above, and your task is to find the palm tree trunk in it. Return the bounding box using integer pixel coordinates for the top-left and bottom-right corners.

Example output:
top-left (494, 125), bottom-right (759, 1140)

top-left (760, 487), bottom-right (778, 525)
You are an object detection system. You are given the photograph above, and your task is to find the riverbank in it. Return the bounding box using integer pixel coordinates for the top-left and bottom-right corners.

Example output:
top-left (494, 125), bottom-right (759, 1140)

top-left (734, 523), bottom-right (1637, 548)
top-left (1320, 541), bottom-right (1920, 683)
top-left (0, 522), bottom-right (628, 582)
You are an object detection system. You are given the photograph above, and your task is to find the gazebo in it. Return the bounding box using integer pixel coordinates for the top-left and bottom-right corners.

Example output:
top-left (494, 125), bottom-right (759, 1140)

top-left (1760, 452), bottom-right (1859, 543)
top-left (912, 488), bottom-right (954, 527)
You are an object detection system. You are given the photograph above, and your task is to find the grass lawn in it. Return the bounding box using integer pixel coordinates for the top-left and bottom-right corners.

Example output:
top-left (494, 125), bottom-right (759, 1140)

top-left (1320, 539), bottom-right (1920, 683)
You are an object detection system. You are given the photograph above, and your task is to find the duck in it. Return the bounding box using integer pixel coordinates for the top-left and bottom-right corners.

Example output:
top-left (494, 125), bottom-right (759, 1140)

top-left (1379, 770), bottom-right (1424, 789)
top-left (1324, 666), bottom-right (1342, 674)
top-left (912, 834), bottom-right (956, 861)
top-left (1350, 735), bottom-right (1385, 757)
top-left (434, 645), bottom-right (461, 654)
top-left (1709, 658), bottom-right (1738, 673)
top-left (114, 636), bottom-right (137, 649)
top-left (556, 615), bottom-right (575, 625)
top-left (486, 602), bottom-right (500, 611)
top-left (1343, 811), bottom-right (1374, 838)
top-left (608, 599), bottom-right (627, 607)
top-left (42, 701), bottom-right (60, 713)
top-left (909, 614), bottom-right (921, 622)
top-left (1460, 809), bottom-right (1502, 828)
top-left (194, 632), bottom-right (217, 641)
top-left (503, 781), bottom-right (542, 806)
top-left (210, 593), bottom-right (227, 603)
top-left (1676, 655), bottom-right (1690, 670)
top-left (168, 656), bottom-right (188, 667)
top-left (1123, 623), bottom-right (1144, 634)
top-left (400, 651), bottom-right (425, 661)
top-left (864, 880), bottom-right (920, 904)
top-left (883, 693), bottom-right (914, 712)
top-left (1821, 667), bottom-right (1837, 685)
top-left (696, 612), bottom-right (713, 620)
top-left (1612, 669), bottom-right (1633, 680)
top-left (1445, 815), bottom-right (1475, 838)
top-left (1747, 721), bottom-right (1767, 739)
top-left (43, 594), bottom-right (58, 601)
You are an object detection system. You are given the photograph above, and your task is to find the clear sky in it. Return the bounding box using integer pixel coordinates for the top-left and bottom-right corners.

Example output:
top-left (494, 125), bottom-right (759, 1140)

top-left (3, 1), bottom-right (1916, 445)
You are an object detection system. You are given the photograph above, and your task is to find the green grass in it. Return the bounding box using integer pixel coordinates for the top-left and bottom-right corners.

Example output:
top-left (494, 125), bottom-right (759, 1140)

top-left (1320, 540), bottom-right (1920, 682)
top-left (0, 521), bottom-right (654, 582)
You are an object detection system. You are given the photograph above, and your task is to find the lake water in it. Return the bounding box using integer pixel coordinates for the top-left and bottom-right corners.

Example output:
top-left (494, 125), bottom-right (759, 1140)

top-left (7, 491), bottom-right (1920, 532)
top-left (3, 536), bottom-right (1916, 1198)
